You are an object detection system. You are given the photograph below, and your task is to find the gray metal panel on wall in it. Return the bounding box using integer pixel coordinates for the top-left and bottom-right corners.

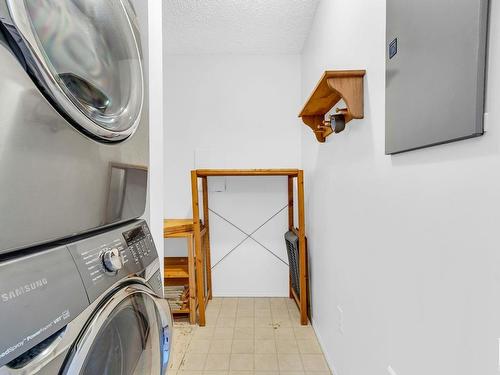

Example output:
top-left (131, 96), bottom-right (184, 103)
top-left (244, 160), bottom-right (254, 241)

top-left (386, 0), bottom-right (489, 154)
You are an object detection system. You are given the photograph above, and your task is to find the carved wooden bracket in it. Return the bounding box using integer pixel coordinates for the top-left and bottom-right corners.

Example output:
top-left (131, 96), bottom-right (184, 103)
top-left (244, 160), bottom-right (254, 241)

top-left (299, 70), bottom-right (366, 143)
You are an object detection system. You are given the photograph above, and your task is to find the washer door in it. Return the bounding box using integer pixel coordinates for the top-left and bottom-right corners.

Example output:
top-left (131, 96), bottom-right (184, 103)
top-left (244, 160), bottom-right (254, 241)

top-left (0, 0), bottom-right (144, 142)
top-left (63, 284), bottom-right (171, 375)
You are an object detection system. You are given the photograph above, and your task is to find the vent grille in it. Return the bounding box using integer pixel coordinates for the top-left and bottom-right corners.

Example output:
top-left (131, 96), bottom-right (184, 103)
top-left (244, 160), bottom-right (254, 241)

top-left (284, 231), bottom-right (300, 296)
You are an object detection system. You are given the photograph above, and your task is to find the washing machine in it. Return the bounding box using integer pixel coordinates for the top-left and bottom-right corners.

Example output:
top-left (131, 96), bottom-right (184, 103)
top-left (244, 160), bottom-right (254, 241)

top-left (0, 219), bottom-right (172, 374)
top-left (0, 0), bottom-right (150, 254)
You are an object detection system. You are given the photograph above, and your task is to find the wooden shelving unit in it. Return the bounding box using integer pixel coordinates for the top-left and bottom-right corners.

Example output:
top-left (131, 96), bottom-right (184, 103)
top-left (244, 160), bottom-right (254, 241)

top-left (191, 169), bottom-right (309, 326)
top-left (163, 219), bottom-right (198, 324)
top-left (299, 70), bottom-right (366, 143)
top-left (164, 258), bottom-right (190, 313)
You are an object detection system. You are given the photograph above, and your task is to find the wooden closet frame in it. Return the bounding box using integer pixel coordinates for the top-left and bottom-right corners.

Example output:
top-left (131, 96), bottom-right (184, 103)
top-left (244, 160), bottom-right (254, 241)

top-left (191, 169), bottom-right (308, 326)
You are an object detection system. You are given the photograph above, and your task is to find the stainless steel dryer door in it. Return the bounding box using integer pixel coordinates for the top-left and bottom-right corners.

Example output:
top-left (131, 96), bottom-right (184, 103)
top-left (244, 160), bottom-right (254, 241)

top-left (63, 284), bottom-right (171, 375)
top-left (0, 0), bottom-right (144, 142)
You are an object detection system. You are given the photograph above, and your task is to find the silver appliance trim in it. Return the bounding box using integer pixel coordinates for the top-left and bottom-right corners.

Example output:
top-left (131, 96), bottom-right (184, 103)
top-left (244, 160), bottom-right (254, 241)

top-left (62, 283), bottom-right (170, 375)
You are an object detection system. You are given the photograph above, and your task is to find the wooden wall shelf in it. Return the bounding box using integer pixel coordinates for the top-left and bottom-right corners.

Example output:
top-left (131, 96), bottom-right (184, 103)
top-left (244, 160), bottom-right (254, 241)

top-left (299, 70), bottom-right (366, 143)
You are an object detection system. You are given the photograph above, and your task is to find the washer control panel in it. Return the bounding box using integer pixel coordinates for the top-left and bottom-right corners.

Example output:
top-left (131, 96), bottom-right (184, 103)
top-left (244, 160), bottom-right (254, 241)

top-left (102, 248), bottom-right (123, 272)
top-left (78, 237), bottom-right (127, 284)
top-left (68, 220), bottom-right (158, 303)
top-left (122, 223), bottom-right (154, 263)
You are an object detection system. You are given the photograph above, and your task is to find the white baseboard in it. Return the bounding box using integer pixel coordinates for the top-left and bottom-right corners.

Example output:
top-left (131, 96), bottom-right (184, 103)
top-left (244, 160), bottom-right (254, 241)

top-left (311, 317), bottom-right (339, 375)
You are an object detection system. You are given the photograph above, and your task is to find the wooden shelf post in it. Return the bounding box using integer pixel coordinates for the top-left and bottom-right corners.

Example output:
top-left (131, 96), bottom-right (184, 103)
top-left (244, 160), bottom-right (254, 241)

top-left (191, 171), bottom-right (206, 326)
top-left (297, 170), bottom-right (308, 325)
top-left (201, 176), bottom-right (213, 299)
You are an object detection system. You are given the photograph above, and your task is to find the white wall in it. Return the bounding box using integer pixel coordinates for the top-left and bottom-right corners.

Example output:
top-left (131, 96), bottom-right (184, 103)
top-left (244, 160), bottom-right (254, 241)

top-left (148, 0), bottom-right (165, 274)
top-left (301, 1), bottom-right (500, 375)
top-left (164, 54), bottom-right (301, 296)
top-left (139, 0), bottom-right (165, 273)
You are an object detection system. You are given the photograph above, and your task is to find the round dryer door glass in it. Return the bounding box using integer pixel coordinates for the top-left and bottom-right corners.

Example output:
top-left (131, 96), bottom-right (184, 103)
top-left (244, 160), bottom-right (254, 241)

top-left (79, 293), bottom-right (165, 375)
top-left (23, 0), bottom-right (143, 140)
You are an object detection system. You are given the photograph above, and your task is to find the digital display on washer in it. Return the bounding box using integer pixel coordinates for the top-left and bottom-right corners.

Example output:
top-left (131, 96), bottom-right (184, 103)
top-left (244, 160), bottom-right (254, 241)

top-left (123, 226), bottom-right (145, 245)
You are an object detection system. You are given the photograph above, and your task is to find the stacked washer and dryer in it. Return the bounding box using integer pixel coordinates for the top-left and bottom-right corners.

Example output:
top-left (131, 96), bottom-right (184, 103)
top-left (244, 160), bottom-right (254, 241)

top-left (0, 0), bottom-right (171, 374)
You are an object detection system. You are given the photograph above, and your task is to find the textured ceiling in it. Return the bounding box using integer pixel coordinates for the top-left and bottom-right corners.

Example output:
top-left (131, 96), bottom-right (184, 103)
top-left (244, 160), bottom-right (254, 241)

top-left (165, 0), bottom-right (320, 55)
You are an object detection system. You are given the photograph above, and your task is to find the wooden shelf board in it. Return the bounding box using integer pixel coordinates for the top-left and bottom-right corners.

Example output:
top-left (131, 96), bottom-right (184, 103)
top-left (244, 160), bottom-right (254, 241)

top-left (172, 309), bottom-right (190, 315)
top-left (164, 270), bottom-right (189, 279)
top-left (164, 219), bottom-right (206, 238)
top-left (164, 219), bottom-right (195, 237)
top-left (299, 70), bottom-right (366, 117)
top-left (164, 257), bottom-right (189, 279)
top-left (195, 169), bottom-right (300, 177)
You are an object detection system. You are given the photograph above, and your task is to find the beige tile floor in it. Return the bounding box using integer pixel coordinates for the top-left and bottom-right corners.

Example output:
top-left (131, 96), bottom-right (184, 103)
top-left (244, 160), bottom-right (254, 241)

top-left (168, 297), bottom-right (331, 375)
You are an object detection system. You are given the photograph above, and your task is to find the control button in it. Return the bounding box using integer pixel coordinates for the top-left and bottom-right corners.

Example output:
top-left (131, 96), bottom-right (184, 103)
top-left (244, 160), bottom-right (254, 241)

top-left (102, 248), bottom-right (123, 272)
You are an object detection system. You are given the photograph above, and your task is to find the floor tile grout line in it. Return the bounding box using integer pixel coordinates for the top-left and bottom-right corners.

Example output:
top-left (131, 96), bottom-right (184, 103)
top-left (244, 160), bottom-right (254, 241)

top-left (173, 298), bottom-right (330, 374)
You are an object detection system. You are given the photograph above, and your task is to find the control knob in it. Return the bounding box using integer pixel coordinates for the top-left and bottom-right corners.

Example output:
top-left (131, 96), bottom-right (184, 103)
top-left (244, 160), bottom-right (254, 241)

top-left (103, 248), bottom-right (123, 272)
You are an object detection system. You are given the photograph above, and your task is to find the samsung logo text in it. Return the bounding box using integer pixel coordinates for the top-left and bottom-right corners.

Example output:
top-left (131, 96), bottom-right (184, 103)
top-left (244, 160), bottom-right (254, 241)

top-left (1, 278), bottom-right (48, 303)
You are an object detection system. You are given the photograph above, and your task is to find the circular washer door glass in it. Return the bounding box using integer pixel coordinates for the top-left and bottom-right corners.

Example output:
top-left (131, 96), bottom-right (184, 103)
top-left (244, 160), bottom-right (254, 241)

top-left (23, 0), bottom-right (143, 137)
top-left (80, 293), bottom-right (163, 375)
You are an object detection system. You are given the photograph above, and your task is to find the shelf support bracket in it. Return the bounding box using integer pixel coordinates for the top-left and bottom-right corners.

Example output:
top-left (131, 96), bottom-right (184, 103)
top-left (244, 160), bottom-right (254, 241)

top-left (302, 115), bottom-right (333, 143)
